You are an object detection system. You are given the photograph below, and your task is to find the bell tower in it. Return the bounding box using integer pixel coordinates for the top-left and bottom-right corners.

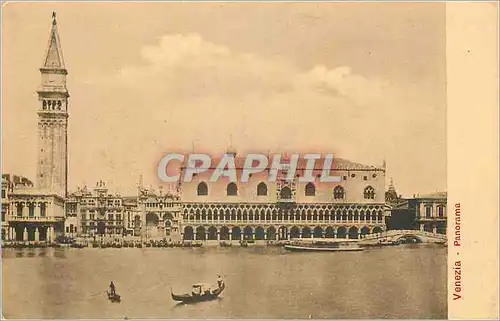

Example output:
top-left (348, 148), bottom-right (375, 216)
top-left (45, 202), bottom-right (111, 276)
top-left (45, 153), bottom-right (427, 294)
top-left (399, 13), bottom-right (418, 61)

top-left (36, 12), bottom-right (69, 198)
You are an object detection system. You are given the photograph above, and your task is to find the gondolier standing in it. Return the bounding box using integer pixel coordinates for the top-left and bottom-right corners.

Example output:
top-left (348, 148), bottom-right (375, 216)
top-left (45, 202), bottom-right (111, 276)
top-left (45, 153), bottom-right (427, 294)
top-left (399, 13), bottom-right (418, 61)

top-left (109, 281), bottom-right (116, 296)
top-left (217, 275), bottom-right (223, 287)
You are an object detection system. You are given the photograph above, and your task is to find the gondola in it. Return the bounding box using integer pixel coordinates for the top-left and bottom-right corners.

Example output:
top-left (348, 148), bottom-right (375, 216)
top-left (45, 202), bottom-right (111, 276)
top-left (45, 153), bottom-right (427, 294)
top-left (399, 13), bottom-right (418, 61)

top-left (171, 282), bottom-right (225, 303)
top-left (107, 291), bottom-right (121, 303)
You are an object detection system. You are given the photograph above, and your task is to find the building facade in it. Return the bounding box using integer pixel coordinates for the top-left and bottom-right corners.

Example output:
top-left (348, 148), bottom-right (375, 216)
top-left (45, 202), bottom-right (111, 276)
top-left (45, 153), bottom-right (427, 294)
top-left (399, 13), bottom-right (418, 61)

top-left (385, 181), bottom-right (447, 234)
top-left (66, 181), bottom-right (125, 238)
top-left (410, 192), bottom-right (447, 234)
top-left (3, 174), bottom-right (65, 242)
top-left (129, 185), bottom-right (182, 239)
top-left (64, 180), bottom-right (182, 240)
top-left (178, 155), bottom-right (388, 241)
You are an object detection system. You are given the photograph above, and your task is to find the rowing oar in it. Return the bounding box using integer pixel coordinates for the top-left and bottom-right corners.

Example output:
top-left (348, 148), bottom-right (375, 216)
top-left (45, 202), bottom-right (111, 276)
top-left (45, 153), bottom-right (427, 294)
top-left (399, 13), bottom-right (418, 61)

top-left (88, 290), bottom-right (107, 297)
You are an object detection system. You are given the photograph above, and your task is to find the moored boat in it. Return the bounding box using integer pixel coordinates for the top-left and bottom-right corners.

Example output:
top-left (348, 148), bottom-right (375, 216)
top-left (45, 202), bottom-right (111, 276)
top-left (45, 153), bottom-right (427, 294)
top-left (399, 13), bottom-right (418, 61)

top-left (171, 281), bottom-right (225, 303)
top-left (284, 239), bottom-right (363, 252)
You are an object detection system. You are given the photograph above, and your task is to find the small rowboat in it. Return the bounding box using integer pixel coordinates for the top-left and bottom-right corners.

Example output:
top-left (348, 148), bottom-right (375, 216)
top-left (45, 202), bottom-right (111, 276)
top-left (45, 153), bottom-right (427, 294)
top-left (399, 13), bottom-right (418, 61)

top-left (171, 282), bottom-right (225, 303)
top-left (107, 291), bottom-right (121, 303)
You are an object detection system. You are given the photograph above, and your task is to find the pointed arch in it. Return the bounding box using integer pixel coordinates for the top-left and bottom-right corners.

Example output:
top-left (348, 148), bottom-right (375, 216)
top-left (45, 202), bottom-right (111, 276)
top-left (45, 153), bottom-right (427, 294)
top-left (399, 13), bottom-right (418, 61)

top-left (333, 185), bottom-right (345, 199)
top-left (305, 182), bottom-right (316, 196)
top-left (197, 182), bottom-right (208, 196)
top-left (280, 186), bottom-right (292, 199)
top-left (227, 182), bottom-right (238, 196)
top-left (364, 186), bottom-right (375, 199)
top-left (257, 182), bottom-right (268, 196)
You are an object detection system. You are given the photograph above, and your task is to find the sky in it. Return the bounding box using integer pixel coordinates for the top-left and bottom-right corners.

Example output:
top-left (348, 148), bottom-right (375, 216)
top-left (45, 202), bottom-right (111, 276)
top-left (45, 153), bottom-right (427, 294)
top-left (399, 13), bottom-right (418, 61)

top-left (2, 2), bottom-right (446, 197)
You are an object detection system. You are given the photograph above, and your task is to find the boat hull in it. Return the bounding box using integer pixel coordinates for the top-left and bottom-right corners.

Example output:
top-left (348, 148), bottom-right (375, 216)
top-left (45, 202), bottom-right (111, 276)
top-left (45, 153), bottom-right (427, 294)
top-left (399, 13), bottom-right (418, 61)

top-left (171, 283), bottom-right (225, 303)
top-left (283, 244), bottom-right (363, 252)
top-left (107, 291), bottom-right (121, 303)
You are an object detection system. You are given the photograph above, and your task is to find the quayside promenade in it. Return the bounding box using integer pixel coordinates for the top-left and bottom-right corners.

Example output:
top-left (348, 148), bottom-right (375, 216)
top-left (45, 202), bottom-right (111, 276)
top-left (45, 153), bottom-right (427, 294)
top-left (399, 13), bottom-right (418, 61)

top-left (1, 229), bottom-right (447, 249)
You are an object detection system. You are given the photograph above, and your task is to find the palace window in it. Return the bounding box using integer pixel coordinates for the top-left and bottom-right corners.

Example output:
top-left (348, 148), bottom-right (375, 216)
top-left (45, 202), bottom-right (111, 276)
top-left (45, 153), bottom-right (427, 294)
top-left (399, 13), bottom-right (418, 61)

top-left (363, 176), bottom-right (368, 181)
top-left (333, 186), bottom-right (345, 199)
top-left (257, 182), bottom-right (268, 196)
top-left (425, 206), bottom-right (432, 218)
top-left (227, 183), bottom-right (238, 196)
top-left (363, 186), bottom-right (375, 199)
top-left (437, 206), bottom-right (444, 218)
top-left (305, 183), bottom-right (316, 196)
top-left (280, 187), bottom-right (292, 199)
top-left (28, 203), bottom-right (35, 217)
top-left (197, 182), bottom-right (208, 196)
top-left (40, 203), bottom-right (46, 217)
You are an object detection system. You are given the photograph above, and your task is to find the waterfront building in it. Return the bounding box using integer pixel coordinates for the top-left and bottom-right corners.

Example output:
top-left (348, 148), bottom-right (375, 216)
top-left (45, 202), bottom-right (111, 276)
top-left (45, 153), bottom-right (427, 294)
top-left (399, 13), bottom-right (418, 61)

top-left (4, 173), bottom-right (65, 242)
top-left (385, 181), bottom-right (447, 234)
top-left (178, 153), bottom-right (388, 241)
top-left (1, 175), bottom-right (33, 240)
top-left (65, 180), bottom-right (182, 240)
top-left (129, 181), bottom-right (182, 239)
top-left (66, 181), bottom-right (125, 238)
top-left (410, 192), bottom-right (447, 234)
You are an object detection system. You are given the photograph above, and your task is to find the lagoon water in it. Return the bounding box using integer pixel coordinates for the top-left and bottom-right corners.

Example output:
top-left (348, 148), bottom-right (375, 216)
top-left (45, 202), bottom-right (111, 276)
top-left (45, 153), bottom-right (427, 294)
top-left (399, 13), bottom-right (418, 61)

top-left (2, 244), bottom-right (446, 319)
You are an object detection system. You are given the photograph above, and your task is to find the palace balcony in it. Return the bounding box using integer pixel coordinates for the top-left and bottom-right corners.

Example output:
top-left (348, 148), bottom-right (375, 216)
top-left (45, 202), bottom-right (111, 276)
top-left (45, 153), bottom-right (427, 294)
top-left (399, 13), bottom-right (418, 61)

top-left (416, 217), bottom-right (447, 222)
top-left (181, 218), bottom-right (385, 226)
top-left (8, 216), bottom-right (65, 223)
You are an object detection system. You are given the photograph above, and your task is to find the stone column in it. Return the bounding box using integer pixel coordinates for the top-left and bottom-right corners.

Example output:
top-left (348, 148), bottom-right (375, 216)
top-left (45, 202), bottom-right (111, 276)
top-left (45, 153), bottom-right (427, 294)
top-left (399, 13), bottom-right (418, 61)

top-left (240, 234), bottom-right (244, 241)
top-left (35, 228), bottom-right (40, 241)
top-left (229, 233), bottom-right (232, 241)
top-left (420, 224), bottom-right (424, 232)
top-left (49, 226), bottom-right (54, 242)
top-left (275, 233), bottom-right (279, 241)
top-left (194, 233), bottom-right (197, 241)
top-left (23, 227), bottom-right (28, 241)
top-left (358, 233), bottom-right (361, 239)
top-left (12, 227), bottom-right (16, 241)
top-left (333, 232), bottom-right (337, 239)
top-left (432, 225), bottom-right (437, 234)
top-left (217, 232), bottom-right (220, 241)
top-left (287, 233), bottom-right (291, 240)
top-left (310, 233), bottom-right (314, 239)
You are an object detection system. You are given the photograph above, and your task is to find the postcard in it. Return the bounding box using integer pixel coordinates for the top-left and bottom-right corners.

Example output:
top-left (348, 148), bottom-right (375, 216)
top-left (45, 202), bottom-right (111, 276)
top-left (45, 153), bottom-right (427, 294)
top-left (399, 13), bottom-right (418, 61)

top-left (1, 1), bottom-right (498, 319)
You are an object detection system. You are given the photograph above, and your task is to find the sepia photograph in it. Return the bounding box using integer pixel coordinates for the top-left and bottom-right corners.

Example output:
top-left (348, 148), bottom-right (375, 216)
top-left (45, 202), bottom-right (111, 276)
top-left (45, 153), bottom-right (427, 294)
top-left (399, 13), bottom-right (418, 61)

top-left (2, 1), bottom-right (495, 319)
